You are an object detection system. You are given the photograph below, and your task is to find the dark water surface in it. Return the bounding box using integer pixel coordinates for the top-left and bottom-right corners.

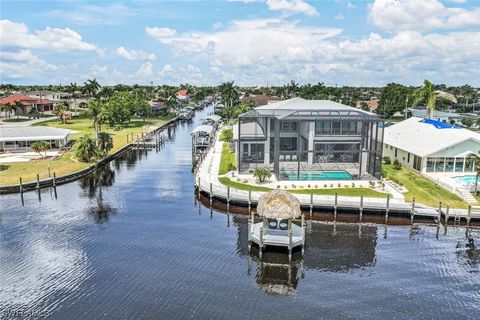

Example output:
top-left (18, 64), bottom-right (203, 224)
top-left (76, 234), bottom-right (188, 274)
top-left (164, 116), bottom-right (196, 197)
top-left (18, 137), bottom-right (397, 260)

top-left (1, 108), bottom-right (479, 320)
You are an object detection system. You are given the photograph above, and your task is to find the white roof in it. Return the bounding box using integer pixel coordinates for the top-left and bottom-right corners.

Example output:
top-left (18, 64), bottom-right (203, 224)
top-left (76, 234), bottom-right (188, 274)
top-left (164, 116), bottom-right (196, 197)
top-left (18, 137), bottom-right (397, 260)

top-left (191, 125), bottom-right (213, 135)
top-left (251, 97), bottom-right (378, 119)
top-left (205, 115), bottom-right (221, 122)
top-left (0, 126), bottom-right (71, 142)
top-left (384, 117), bottom-right (480, 157)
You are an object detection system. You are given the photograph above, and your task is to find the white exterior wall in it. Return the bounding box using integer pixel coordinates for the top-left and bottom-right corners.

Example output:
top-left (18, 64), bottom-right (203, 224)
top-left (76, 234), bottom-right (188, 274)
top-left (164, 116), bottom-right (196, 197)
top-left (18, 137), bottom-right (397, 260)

top-left (383, 144), bottom-right (421, 170)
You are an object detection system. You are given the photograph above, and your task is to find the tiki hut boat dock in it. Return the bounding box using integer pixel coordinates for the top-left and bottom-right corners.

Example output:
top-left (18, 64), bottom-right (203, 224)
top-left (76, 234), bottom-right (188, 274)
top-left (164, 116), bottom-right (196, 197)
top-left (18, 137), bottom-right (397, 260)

top-left (249, 190), bottom-right (305, 260)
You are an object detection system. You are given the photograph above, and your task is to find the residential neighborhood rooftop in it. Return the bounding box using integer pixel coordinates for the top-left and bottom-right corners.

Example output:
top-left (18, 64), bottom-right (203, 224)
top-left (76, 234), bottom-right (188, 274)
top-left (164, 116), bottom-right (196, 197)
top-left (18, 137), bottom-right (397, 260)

top-left (384, 117), bottom-right (480, 157)
top-left (0, 126), bottom-right (72, 141)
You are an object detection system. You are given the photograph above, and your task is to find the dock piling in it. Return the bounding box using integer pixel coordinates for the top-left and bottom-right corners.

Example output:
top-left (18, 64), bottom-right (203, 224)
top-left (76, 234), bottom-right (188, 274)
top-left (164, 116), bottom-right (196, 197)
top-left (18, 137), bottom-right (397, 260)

top-left (309, 193), bottom-right (313, 218)
top-left (197, 177), bottom-right (201, 197)
top-left (359, 195), bottom-right (364, 222)
top-left (445, 204), bottom-right (450, 224)
top-left (209, 182), bottom-right (213, 206)
top-left (19, 177), bottom-right (23, 194)
top-left (438, 201), bottom-right (442, 224)
top-left (36, 173), bottom-right (40, 190)
top-left (248, 190), bottom-right (252, 212)
top-left (411, 197), bottom-right (416, 224)
top-left (385, 195), bottom-right (390, 223)
top-left (53, 172), bottom-right (56, 187)
top-left (334, 193), bottom-right (338, 218)
top-left (227, 186), bottom-right (230, 209)
top-left (467, 205), bottom-right (472, 226)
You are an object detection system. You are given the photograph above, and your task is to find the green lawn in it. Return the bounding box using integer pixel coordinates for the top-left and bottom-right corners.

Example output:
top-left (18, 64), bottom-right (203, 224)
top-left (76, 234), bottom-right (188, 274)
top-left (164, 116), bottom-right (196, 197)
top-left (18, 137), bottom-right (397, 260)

top-left (218, 177), bottom-right (272, 192)
top-left (218, 142), bottom-right (236, 175)
top-left (218, 177), bottom-right (389, 198)
top-left (0, 116), bottom-right (172, 186)
top-left (383, 164), bottom-right (467, 208)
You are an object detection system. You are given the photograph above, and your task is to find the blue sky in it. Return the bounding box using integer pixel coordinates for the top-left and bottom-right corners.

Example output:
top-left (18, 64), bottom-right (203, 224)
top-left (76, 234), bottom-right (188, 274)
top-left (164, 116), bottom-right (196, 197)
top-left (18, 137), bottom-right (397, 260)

top-left (1, 0), bottom-right (479, 86)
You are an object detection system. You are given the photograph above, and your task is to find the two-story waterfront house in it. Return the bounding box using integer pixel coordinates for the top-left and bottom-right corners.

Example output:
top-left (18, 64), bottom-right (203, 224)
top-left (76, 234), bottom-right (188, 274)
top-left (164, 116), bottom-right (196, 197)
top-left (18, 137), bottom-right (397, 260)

top-left (234, 98), bottom-right (384, 180)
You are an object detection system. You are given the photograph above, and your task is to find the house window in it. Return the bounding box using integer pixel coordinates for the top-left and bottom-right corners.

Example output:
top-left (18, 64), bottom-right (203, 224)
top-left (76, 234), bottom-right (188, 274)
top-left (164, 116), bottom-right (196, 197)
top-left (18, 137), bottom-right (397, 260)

top-left (455, 158), bottom-right (464, 172)
top-left (426, 158), bottom-right (435, 172)
top-left (280, 121), bottom-right (297, 131)
top-left (243, 144), bottom-right (248, 154)
top-left (280, 137), bottom-right (297, 151)
top-left (315, 121), bottom-right (332, 135)
top-left (445, 158), bottom-right (455, 172)
top-left (435, 158), bottom-right (445, 172)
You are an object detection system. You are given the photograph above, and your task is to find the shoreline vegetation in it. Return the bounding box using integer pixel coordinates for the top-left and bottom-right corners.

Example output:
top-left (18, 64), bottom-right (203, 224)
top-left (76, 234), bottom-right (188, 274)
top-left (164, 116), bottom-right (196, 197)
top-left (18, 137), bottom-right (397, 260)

top-left (0, 116), bottom-right (172, 186)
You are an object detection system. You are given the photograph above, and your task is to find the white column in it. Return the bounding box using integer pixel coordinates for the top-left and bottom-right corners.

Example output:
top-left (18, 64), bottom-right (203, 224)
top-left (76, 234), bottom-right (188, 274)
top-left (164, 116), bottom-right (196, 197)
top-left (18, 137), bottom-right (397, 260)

top-left (307, 121), bottom-right (314, 164)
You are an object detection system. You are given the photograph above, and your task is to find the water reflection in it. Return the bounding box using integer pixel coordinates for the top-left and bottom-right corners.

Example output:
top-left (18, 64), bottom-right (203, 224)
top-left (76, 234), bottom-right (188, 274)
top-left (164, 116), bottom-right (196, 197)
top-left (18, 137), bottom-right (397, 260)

top-left (79, 164), bottom-right (118, 224)
top-left (248, 246), bottom-right (304, 296)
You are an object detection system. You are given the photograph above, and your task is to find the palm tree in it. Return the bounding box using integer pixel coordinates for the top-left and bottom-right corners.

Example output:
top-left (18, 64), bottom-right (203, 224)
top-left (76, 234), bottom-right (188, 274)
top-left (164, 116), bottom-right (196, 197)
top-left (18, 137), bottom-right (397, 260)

top-left (74, 134), bottom-right (98, 162)
top-left (88, 99), bottom-right (105, 142)
top-left (97, 132), bottom-right (113, 155)
top-left (83, 78), bottom-right (101, 99)
top-left (67, 82), bottom-right (78, 116)
top-left (414, 79), bottom-right (437, 119)
top-left (1, 103), bottom-right (13, 119)
top-left (467, 152), bottom-right (480, 194)
top-left (288, 80), bottom-right (299, 98)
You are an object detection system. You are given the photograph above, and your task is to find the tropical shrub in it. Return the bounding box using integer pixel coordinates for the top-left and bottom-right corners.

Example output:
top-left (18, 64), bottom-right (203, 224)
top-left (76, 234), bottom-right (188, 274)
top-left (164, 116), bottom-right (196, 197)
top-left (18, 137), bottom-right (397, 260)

top-left (383, 156), bottom-right (391, 164)
top-left (253, 167), bottom-right (271, 183)
top-left (30, 141), bottom-right (50, 158)
top-left (74, 134), bottom-right (98, 162)
top-left (393, 159), bottom-right (402, 170)
top-left (220, 128), bottom-right (233, 142)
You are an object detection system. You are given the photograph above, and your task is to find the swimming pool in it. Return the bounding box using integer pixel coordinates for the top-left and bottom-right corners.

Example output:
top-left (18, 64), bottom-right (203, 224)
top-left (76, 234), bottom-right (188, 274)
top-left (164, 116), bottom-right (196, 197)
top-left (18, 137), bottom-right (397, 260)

top-left (281, 170), bottom-right (353, 181)
top-left (454, 175), bottom-right (478, 185)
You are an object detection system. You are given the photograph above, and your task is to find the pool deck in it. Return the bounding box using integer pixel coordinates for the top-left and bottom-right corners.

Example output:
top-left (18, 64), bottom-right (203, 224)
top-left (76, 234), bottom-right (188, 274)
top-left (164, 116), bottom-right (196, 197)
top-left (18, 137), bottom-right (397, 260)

top-left (195, 130), bottom-right (480, 223)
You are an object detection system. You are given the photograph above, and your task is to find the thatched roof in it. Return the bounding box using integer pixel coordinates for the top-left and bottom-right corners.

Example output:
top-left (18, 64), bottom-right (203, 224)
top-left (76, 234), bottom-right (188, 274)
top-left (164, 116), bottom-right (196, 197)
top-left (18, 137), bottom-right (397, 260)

top-left (257, 190), bottom-right (301, 219)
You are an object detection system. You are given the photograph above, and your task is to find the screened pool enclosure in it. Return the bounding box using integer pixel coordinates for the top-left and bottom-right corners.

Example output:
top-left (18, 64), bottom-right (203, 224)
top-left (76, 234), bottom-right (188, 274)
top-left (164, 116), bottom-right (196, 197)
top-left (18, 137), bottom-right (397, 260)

top-left (236, 98), bottom-right (384, 181)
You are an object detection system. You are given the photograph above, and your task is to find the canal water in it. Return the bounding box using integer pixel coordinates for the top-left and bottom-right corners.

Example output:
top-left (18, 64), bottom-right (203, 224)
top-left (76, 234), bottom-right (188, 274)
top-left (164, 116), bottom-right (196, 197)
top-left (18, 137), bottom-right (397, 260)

top-left (1, 108), bottom-right (479, 320)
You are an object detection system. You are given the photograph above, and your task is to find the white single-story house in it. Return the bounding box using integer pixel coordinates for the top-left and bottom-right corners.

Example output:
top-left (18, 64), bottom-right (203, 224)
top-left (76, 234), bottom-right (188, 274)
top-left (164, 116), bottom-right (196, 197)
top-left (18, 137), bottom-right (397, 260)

top-left (0, 126), bottom-right (71, 152)
top-left (383, 117), bottom-right (480, 173)
top-left (407, 108), bottom-right (466, 125)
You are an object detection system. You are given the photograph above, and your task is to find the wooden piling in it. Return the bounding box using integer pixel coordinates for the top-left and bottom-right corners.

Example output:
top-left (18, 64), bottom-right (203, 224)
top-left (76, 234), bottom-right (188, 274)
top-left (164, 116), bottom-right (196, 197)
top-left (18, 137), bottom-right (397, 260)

top-left (411, 197), bottom-right (415, 224)
top-left (334, 193), bottom-right (338, 218)
top-left (288, 219), bottom-right (292, 261)
top-left (385, 195), bottom-right (390, 223)
top-left (52, 172), bottom-right (56, 187)
top-left (445, 204), bottom-right (450, 224)
top-left (467, 205), bottom-right (472, 226)
top-left (248, 190), bottom-right (252, 212)
top-left (19, 177), bottom-right (23, 193)
top-left (209, 182), bottom-right (213, 206)
top-left (197, 177), bottom-right (201, 197)
top-left (438, 201), bottom-right (442, 224)
top-left (309, 193), bottom-right (313, 218)
top-left (359, 195), bottom-right (364, 222)
top-left (227, 186), bottom-right (230, 209)
top-left (36, 173), bottom-right (40, 190)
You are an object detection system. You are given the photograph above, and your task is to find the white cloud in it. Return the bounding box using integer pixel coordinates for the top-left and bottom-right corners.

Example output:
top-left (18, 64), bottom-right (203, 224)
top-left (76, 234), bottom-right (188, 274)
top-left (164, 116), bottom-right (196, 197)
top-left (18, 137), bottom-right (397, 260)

top-left (135, 62), bottom-right (154, 78)
top-left (266, 0), bottom-right (318, 16)
top-left (116, 46), bottom-right (156, 61)
top-left (335, 13), bottom-right (345, 20)
top-left (145, 26), bottom-right (177, 38)
top-left (0, 49), bottom-right (57, 79)
top-left (369, 0), bottom-right (480, 32)
top-left (146, 14), bottom-right (480, 86)
top-left (147, 19), bottom-right (342, 64)
top-left (0, 20), bottom-right (100, 53)
top-left (158, 64), bottom-right (174, 77)
top-left (347, 2), bottom-right (356, 9)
